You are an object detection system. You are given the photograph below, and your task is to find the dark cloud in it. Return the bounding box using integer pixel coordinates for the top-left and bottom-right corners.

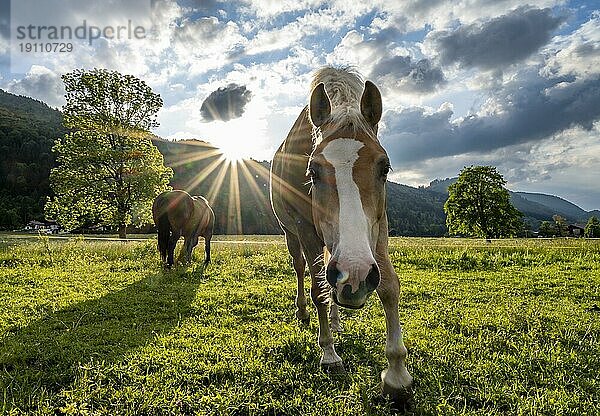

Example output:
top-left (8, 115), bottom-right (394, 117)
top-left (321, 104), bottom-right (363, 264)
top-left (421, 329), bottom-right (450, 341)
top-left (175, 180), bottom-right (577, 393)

top-left (430, 7), bottom-right (565, 69)
top-left (371, 55), bottom-right (446, 93)
top-left (382, 70), bottom-right (600, 164)
top-left (200, 83), bottom-right (252, 122)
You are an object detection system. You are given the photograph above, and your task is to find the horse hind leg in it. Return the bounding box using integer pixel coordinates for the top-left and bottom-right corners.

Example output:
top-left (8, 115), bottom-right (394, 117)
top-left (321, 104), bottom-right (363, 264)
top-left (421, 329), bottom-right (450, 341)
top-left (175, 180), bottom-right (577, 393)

top-left (285, 232), bottom-right (309, 324)
top-left (203, 232), bottom-right (212, 267)
top-left (156, 213), bottom-right (171, 265)
top-left (167, 230), bottom-right (181, 267)
top-left (323, 248), bottom-right (342, 333)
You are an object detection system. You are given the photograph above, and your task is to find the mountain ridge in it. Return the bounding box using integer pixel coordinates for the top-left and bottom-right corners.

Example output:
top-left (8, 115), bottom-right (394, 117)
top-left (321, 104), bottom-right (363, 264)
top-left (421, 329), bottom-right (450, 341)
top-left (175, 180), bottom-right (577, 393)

top-left (0, 89), bottom-right (597, 234)
top-left (425, 177), bottom-right (598, 225)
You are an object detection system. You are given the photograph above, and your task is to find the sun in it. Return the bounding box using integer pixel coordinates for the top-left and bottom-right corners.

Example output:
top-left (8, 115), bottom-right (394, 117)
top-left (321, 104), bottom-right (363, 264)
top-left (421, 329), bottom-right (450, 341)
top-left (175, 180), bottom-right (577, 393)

top-left (194, 99), bottom-right (272, 162)
top-left (218, 138), bottom-right (247, 162)
top-left (199, 116), bottom-right (267, 162)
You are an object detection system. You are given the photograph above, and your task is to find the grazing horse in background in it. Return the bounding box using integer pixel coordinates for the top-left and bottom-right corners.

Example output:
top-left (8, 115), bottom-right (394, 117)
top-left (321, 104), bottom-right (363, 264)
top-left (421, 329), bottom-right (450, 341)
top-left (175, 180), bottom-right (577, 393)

top-left (270, 67), bottom-right (413, 407)
top-left (152, 190), bottom-right (214, 267)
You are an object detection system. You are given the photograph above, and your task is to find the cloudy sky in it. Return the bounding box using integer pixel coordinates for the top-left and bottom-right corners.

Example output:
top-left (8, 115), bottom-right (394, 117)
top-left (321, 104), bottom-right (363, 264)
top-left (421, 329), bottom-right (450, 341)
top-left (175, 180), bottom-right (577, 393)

top-left (1, 0), bottom-right (599, 209)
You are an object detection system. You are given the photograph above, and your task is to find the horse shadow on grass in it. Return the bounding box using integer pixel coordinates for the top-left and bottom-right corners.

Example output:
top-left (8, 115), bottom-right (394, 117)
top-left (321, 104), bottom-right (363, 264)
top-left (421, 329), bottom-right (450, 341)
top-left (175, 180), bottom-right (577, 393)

top-left (0, 267), bottom-right (204, 411)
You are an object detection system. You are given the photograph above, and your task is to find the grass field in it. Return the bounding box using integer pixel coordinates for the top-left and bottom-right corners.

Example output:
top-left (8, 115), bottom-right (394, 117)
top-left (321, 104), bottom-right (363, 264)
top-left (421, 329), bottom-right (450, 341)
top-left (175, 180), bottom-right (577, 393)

top-left (1, 235), bottom-right (599, 415)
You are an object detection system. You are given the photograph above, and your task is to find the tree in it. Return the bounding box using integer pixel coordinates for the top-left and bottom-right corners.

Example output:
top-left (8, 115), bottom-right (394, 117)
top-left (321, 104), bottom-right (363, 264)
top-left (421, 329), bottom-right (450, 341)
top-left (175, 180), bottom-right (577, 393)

top-left (585, 216), bottom-right (600, 238)
top-left (45, 69), bottom-right (172, 238)
top-left (444, 165), bottom-right (523, 238)
top-left (539, 220), bottom-right (557, 237)
top-left (552, 214), bottom-right (568, 237)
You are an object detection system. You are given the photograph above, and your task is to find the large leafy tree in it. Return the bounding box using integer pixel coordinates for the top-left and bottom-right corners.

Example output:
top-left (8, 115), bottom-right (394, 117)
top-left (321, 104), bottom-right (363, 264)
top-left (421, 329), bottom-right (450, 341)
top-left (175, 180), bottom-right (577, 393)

top-left (539, 220), bottom-right (557, 237)
top-left (444, 165), bottom-right (523, 238)
top-left (46, 69), bottom-right (172, 238)
top-left (585, 216), bottom-right (600, 238)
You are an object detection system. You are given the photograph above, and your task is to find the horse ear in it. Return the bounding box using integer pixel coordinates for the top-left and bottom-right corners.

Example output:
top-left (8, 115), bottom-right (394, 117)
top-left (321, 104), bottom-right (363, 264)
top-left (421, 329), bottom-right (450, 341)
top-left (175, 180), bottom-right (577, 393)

top-left (309, 83), bottom-right (331, 127)
top-left (360, 80), bottom-right (382, 127)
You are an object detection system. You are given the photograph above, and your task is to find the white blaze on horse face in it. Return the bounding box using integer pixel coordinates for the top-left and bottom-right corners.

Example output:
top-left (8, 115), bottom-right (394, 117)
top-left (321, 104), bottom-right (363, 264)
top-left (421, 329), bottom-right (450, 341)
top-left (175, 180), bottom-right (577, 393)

top-left (321, 138), bottom-right (376, 292)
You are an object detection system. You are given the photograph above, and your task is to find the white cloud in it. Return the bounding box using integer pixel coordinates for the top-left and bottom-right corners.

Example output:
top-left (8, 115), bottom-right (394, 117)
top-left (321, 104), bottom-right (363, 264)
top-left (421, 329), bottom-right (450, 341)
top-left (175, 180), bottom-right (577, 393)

top-left (239, 0), bottom-right (324, 19)
top-left (4, 65), bottom-right (64, 107)
top-left (171, 16), bottom-right (247, 73)
top-left (543, 12), bottom-right (600, 78)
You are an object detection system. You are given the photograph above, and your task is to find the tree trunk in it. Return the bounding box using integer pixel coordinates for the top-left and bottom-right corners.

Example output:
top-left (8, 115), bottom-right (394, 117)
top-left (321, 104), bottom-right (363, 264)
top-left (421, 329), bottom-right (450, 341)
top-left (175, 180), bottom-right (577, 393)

top-left (118, 224), bottom-right (127, 239)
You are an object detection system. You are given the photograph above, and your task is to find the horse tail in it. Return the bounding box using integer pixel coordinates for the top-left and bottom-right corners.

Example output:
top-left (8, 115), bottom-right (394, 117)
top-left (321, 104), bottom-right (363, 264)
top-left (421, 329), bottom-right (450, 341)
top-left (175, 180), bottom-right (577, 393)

top-left (156, 211), bottom-right (171, 263)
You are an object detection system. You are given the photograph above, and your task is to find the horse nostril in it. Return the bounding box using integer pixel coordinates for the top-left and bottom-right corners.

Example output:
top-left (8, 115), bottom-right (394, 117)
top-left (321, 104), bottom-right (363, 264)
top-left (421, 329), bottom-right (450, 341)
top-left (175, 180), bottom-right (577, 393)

top-left (326, 261), bottom-right (340, 287)
top-left (366, 264), bottom-right (380, 290)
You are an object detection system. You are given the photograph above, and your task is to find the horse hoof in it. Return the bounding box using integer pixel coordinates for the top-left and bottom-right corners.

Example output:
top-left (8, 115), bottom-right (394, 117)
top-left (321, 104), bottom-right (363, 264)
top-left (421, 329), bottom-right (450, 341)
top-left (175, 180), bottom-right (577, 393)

top-left (381, 382), bottom-right (414, 413)
top-left (321, 361), bottom-right (345, 374)
top-left (296, 310), bottom-right (309, 325)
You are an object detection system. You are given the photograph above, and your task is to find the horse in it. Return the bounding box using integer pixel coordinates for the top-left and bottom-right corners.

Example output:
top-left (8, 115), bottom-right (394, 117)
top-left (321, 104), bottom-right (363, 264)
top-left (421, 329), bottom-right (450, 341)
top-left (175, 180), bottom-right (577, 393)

top-left (270, 67), bottom-right (413, 408)
top-left (152, 190), bottom-right (214, 268)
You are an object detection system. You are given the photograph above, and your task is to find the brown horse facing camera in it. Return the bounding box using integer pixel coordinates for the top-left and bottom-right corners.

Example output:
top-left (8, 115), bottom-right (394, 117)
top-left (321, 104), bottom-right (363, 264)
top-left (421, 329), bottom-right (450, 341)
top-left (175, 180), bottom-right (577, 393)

top-left (152, 190), bottom-right (214, 268)
top-left (270, 67), bottom-right (413, 408)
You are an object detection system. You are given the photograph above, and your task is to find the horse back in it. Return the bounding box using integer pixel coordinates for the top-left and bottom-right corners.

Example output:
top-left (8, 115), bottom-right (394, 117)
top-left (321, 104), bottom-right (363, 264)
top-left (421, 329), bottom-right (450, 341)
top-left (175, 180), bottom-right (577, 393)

top-left (153, 190), bottom-right (195, 232)
top-left (191, 196), bottom-right (215, 237)
top-left (270, 106), bottom-right (315, 235)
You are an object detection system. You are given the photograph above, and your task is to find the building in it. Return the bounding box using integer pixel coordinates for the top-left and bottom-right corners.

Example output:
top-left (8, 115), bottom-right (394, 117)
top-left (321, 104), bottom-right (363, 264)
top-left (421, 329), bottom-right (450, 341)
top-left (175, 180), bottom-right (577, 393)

top-left (24, 220), bottom-right (61, 234)
top-left (568, 224), bottom-right (585, 237)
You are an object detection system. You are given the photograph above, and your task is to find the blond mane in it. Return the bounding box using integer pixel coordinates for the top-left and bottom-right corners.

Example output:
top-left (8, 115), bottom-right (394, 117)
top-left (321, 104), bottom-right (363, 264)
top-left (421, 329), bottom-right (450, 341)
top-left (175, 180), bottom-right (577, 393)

top-left (309, 67), bottom-right (376, 143)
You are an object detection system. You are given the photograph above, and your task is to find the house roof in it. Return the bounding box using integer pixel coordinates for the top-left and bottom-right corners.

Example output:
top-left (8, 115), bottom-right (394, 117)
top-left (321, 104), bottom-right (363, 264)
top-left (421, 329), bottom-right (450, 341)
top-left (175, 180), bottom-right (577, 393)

top-left (28, 220), bottom-right (46, 225)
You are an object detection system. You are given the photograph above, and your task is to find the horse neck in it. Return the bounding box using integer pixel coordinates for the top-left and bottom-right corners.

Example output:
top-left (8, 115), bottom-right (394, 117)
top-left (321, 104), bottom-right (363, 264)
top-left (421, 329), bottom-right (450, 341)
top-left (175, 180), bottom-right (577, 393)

top-left (283, 106), bottom-right (314, 156)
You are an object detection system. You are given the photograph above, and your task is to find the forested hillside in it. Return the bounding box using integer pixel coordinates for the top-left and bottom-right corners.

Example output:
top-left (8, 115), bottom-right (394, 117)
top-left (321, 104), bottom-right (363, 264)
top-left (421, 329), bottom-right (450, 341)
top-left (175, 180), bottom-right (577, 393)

top-left (0, 90), bottom-right (67, 228)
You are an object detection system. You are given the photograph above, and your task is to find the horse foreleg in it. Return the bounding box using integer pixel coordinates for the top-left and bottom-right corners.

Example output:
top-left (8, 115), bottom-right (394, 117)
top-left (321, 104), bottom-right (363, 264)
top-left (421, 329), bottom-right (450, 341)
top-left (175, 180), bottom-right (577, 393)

top-left (305, 246), bottom-right (343, 372)
top-left (329, 300), bottom-right (342, 333)
top-left (377, 260), bottom-right (413, 409)
top-left (285, 233), bottom-right (309, 323)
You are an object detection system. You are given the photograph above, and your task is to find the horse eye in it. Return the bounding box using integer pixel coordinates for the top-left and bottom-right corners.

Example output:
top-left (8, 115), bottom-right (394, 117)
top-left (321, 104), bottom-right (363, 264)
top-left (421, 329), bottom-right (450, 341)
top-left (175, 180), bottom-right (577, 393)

top-left (308, 167), bottom-right (319, 181)
top-left (381, 164), bottom-right (391, 177)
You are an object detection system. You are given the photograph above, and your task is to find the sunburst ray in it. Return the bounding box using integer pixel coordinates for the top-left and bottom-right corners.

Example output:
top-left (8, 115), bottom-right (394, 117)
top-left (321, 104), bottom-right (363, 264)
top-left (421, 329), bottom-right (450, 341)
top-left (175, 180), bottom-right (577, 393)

top-left (227, 160), bottom-right (242, 234)
top-left (184, 155), bottom-right (226, 191)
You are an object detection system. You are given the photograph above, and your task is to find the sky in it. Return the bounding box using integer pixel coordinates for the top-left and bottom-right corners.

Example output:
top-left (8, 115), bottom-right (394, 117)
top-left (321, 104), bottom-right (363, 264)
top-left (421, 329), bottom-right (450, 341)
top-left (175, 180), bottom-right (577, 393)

top-left (0, 0), bottom-right (599, 210)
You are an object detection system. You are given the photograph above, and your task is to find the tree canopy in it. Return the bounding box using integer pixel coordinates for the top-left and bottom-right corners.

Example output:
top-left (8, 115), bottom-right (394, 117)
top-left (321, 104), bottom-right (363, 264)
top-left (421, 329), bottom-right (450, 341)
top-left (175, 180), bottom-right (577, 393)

top-left (538, 220), bottom-right (557, 237)
top-left (585, 216), bottom-right (600, 238)
top-left (45, 69), bottom-right (172, 238)
top-left (444, 165), bottom-right (523, 238)
top-left (552, 214), bottom-right (568, 237)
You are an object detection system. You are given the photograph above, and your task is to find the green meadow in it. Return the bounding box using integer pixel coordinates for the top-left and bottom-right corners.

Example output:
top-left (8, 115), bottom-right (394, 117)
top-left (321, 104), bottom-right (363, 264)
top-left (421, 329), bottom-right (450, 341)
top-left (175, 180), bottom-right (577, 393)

top-left (1, 235), bottom-right (599, 415)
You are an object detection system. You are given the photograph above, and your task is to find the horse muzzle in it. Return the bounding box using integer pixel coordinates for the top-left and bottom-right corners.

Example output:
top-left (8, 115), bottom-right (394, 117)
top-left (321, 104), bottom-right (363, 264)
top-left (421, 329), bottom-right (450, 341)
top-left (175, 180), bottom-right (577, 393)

top-left (326, 261), bottom-right (380, 309)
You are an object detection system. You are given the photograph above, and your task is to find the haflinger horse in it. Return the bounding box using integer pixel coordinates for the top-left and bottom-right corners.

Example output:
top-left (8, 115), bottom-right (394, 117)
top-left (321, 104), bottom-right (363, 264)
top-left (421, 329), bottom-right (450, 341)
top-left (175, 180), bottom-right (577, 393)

top-left (270, 67), bottom-right (413, 407)
top-left (152, 190), bottom-right (214, 268)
